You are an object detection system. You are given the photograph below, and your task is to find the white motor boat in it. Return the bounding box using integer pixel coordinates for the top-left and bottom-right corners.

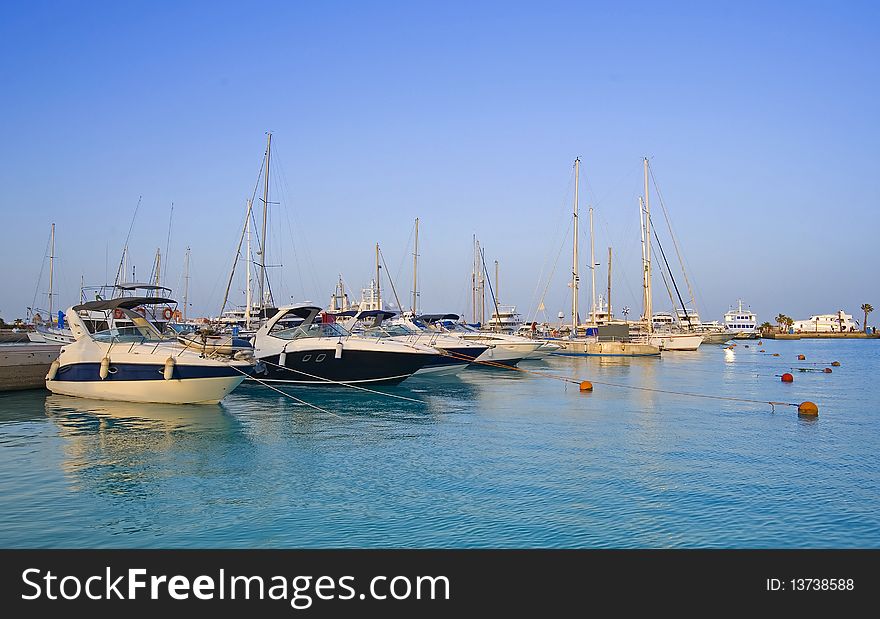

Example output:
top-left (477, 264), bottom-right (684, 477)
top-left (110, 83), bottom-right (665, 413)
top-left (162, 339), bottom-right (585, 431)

top-left (339, 310), bottom-right (489, 374)
top-left (416, 314), bottom-right (543, 366)
top-left (253, 305), bottom-right (439, 385)
top-left (649, 332), bottom-right (703, 351)
top-left (46, 297), bottom-right (255, 404)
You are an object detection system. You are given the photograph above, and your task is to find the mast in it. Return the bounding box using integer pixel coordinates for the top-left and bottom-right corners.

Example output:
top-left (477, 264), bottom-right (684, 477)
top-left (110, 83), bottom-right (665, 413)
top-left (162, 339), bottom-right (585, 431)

top-left (245, 199), bottom-right (253, 329)
top-left (643, 157), bottom-right (653, 334)
top-left (471, 235), bottom-right (477, 323)
top-left (571, 157), bottom-right (580, 334)
top-left (183, 247), bottom-right (191, 321)
top-left (375, 242), bottom-right (381, 310)
top-left (477, 239), bottom-right (485, 323)
top-left (494, 259), bottom-right (501, 328)
top-left (412, 217), bottom-right (419, 314)
top-left (607, 246), bottom-right (612, 319)
top-left (259, 132), bottom-right (272, 318)
top-left (154, 248), bottom-right (162, 289)
top-left (589, 205), bottom-right (596, 323)
top-left (48, 223), bottom-right (55, 325)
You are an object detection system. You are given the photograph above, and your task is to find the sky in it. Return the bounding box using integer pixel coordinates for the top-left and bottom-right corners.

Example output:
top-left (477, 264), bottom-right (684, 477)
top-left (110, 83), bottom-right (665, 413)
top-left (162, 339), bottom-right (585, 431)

top-left (1, 0), bottom-right (878, 325)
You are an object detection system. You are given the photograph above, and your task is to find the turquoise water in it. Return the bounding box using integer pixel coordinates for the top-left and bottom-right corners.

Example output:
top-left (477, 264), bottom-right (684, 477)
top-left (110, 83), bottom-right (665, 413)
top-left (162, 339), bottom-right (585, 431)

top-left (1, 338), bottom-right (878, 548)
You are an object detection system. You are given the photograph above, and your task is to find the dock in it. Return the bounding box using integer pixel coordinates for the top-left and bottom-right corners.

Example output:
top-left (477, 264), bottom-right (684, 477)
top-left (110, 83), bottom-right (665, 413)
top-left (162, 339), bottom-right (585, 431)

top-left (0, 344), bottom-right (61, 392)
top-left (762, 332), bottom-right (880, 340)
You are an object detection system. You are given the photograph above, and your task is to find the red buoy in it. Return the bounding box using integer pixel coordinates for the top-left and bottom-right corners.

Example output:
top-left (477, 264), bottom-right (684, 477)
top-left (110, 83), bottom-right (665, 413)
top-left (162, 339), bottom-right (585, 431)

top-left (823, 368), bottom-right (832, 373)
top-left (781, 373), bottom-right (794, 382)
top-left (797, 354), bottom-right (806, 361)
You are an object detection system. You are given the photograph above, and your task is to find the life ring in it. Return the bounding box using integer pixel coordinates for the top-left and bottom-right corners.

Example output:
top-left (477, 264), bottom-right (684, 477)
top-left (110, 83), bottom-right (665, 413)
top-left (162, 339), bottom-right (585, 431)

top-left (113, 308), bottom-right (124, 319)
top-left (162, 308), bottom-right (174, 320)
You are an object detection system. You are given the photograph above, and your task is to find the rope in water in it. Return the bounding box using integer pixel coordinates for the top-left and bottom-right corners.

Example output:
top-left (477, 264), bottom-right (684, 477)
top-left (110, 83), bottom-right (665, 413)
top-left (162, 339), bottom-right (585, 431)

top-left (437, 349), bottom-right (582, 384)
top-left (228, 365), bottom-right (342, 418)
top-left (257, 359), bottom-right (424, 404)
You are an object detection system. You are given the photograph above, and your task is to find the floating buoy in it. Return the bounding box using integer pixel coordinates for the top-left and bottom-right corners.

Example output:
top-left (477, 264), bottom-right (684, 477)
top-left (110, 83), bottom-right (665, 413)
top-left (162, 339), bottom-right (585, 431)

top-left (757, 341), bottom-right (763, 345)
top-left (781, 373), bottom-right (794, 382)
top-left (773, 353), bottom-right (780, 357)
top-left (744, 345), bottom-right (749, 348)
top-left (759, 349), bottom-right (765, 352)
top-left (797, 354), bottom-right (806, 361)
top-left (163, 356), bottom-right (175, 380)
top-left (99, 356), bottom-right (110, 380)
top-left (335, 341), bottom-right (344, 359)
top-left (798, 401), bottom-right (819, 417)
top-left (46, 360), bottom-right (60, 381)
top-left (831, 361), bottom-right (841, 367)
top-left (823, 368), bottom-right (832, 373)
top-left (579, 380), bottom-right (593, 392)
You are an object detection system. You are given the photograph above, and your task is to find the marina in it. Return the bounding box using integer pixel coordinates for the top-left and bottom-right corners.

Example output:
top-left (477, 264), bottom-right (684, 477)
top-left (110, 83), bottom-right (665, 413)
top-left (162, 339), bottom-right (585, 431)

top-left (0, 337), bottom-right (877, 548)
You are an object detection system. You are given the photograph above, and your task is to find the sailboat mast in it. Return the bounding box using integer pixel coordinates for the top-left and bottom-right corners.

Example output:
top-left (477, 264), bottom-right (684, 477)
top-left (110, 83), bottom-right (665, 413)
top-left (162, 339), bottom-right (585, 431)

top-left (644, 157), bottom-right (651, 327)
top-left (495, 259), bottom-right (501, 328)
top-left (607, 247), bottom-right (612, 319)
top-left (471, 235), bottom-right (477, 322)
top-left (375, 242), bottom-right (381, 310)
top-left (259, 132), bottom-right (272, 317)
top-left (412, 217), bottom-right (419, 314)
top-left (478, 239), bottom-right (485, 324)
top-left (572, 157), bottom-right (580, 334)
top-left (183, 247), bottom-right (191, 322)
top-left (48, 223), bottom-right (55, 325)
top-left (154, 248), bottom-right (162, 289)
top-left (589, 206), bottom-right (596, 323)
top-left (245, 199), bottom-right (253, 329)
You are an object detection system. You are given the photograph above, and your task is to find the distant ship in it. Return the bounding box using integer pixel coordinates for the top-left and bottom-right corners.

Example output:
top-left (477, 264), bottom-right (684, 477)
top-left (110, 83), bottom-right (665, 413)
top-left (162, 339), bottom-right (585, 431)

top-left (723, 300), bottom-right (758, 339)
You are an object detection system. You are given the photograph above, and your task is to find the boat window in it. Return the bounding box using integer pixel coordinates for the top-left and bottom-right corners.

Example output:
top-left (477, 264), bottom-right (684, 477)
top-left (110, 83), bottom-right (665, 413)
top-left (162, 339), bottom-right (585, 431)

top-left (271, 322), bottom-right (351, 340)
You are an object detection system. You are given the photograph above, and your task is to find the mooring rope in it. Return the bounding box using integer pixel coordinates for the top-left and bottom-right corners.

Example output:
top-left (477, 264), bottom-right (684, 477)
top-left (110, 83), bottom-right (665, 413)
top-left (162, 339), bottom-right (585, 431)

top-left (228, 365), bottom-right (342, 418)
top-left (257, 359), bottom-right (424, 403)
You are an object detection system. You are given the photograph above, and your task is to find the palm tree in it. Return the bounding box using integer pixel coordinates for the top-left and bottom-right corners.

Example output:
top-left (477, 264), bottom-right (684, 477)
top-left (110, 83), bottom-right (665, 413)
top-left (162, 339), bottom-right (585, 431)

top-left (759, 321), bottom-right (772, 335)
top-left (861, 303), bottom-right (874, 333)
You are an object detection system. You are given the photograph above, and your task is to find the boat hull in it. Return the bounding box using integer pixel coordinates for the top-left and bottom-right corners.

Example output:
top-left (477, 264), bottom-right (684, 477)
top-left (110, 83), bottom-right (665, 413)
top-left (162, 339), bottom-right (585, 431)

top-left (47, 374), bottom-right (247, 404)
top-left (650, 333), bottom-right (703, 351)
top-left (257, 348), bottom-right (433, 385)
top-left (553, 339), bottom-right (660, 357)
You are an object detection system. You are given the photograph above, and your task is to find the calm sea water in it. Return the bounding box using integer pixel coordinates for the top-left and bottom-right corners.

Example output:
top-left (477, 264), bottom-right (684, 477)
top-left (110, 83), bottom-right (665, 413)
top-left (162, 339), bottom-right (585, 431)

top-left (1, 338), bottom-right (878, 548)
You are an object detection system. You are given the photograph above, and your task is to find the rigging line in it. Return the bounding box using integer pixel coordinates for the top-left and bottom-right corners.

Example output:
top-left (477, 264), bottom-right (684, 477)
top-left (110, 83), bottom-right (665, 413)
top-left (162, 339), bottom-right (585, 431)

top-left (531, 224), bottom-right (570, 324)
top-left (527, 164), bottom-right (577, 323)
top-left (436, 349), bottom-right (581, 384)
top-left (650, 213), bottom-right (691, 325)
top-left (649, 165), bottom-right (698, 311)
top-left (29, 228), bottom-right (53, 314)
top-left (378, 246), bottom-right (404, 312)
top-left (113, 195), bottom-right (142, 286)
top-left (258, 359), bottom-right (424, 403)
top-left (396, 222), bottom-right (415, 297)
top-left (228, 365), bottom-right (342, 417)
top-left (480, 247), bottom-right (503, 329)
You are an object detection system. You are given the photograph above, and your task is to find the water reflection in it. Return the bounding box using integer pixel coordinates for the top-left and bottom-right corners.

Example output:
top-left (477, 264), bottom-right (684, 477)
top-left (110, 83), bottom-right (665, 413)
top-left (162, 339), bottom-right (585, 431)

top-left (44, 395), bottom-right (242, 500)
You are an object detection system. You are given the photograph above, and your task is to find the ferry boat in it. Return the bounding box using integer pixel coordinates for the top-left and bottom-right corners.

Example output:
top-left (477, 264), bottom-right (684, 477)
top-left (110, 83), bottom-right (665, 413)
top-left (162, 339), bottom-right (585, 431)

top-left (723, 300), bottom-right (758, 338)
top-left (791, 310), bottom-right (859, 333)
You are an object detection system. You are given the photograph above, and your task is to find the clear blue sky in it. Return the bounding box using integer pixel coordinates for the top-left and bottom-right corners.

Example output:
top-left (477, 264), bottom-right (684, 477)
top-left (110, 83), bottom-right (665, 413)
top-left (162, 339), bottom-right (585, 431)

top-left (1, 1), bottom-right (878, 325)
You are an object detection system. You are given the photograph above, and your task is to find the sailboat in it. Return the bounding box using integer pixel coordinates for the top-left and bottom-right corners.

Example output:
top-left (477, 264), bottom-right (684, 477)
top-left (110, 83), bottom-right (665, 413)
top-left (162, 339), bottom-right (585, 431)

top-left (640, 157), bottom-right (702, 352)
top-left (553, 158), bottom-right (659, 357)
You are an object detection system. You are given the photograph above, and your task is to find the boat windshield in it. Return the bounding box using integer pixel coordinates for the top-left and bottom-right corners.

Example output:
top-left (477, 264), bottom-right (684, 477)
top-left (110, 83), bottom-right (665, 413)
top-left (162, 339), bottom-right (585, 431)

top-left (271, 322), bottom-right (351, 340)
top-left (92, 315), bottom-right (165, 343)
top-left (363, 324), bottom-right (417, 338)
top-left (434, 320), bottom-right (475, 333)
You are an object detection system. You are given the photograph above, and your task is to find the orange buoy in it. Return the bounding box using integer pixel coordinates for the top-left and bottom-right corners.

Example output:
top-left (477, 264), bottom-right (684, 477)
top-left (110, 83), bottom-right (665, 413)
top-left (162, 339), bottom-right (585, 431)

top-left (773, 353), bottom-right (780, 357)
top-left (759, 349), bottom-right (765, 352)
top-left (579, 380), bottom-right (593, 392)
top-left (757, 341), bottom-right (763, 345)
top-left (781, 373), bottom-right (794, 382)
top-left (797, 354), bottom-right (806, 361)
top-left (823, 368), bottom-right (832, 373)
top-left (798, 401), bottom-right (819, 416)
top-left (831, 361), bottom-right (841, 367)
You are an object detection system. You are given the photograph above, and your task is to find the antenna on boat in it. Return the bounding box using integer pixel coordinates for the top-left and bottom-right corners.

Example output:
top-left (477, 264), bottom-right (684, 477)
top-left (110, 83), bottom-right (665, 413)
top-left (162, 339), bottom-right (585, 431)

top-left (183, 247), bottom-right (191, 321)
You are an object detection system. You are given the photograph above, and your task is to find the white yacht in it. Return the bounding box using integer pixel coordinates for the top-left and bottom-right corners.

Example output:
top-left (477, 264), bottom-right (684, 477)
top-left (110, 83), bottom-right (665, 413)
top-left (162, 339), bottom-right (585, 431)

top-left (482, 305), bottom-right (523, 334)
top-left (791, 310), bottom-right (859, 333)
top-left (416, 314), bottom-right (544, 365)
top-left (723, 300), bottom-right (758, 338)
top-left (46, 297), bottom-right (255, 404)
top-left (253, 305), bottom-right (438, 385)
